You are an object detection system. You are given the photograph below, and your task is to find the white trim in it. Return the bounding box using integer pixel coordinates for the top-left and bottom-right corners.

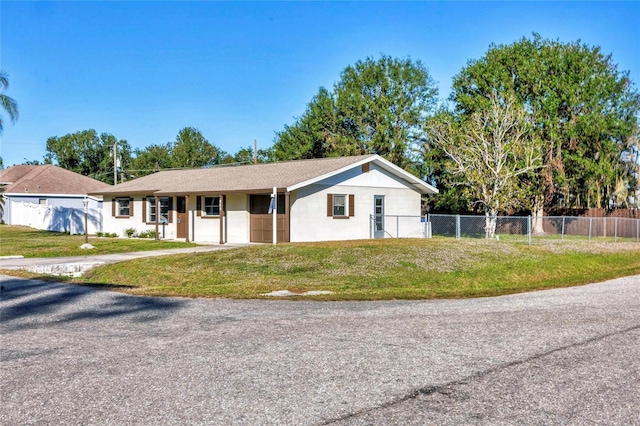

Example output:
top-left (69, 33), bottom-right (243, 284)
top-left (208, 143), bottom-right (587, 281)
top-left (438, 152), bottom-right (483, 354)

top-left (3, 193), bottom-right (103, 201)
top-left (286, 155), bottom-right (438, 194)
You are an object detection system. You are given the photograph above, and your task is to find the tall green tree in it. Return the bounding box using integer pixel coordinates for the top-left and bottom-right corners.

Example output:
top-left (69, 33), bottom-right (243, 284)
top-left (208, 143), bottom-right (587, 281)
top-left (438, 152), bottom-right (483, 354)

top-left (427, 94), bottom-right (544, 237)
top-left (273, 55), bottom-right (438, 172)
top-left (171, 127), bottom-right (221, 168)
top-left (220, 145), bottom-right (273, 165)
top-left (0, 70), bottom-right (19, 134)
top-left (449, 34), bottom-right (640, 228)
top-left (44, 129), bottom-right (132, 184)
top-left (131, 143), bottom-right (173, 177)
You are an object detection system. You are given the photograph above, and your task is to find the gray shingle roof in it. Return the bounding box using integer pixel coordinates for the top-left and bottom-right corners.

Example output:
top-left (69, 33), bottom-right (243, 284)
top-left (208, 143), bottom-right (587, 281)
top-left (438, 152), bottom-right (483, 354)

top-left (90, 155), bottom-right (438, 196)
top-left (0, 165), bottom-right (111, 195)
top-left (92, 155), bottom-right (374, 195)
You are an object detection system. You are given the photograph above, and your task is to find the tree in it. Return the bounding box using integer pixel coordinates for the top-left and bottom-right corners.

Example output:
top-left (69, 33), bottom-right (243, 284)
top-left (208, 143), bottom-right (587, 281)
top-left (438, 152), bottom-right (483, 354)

top-left (171, 127), bottom-right (221, 168)
top-left (273, 55), bottom-right (438, 172)
top-left (220, 145), bottom-right (273, 165)
top-left (44, 129), bottom-right (132, 184)
top-left (0, 70), bottom-right (19, 134)
top-left (273, 87), bottom-right (341, 161)
top-left (427, 94), bottom-right (544, 238)
top-left (450, 34), bottom-right (640, 232)
top-left (131, 143), bottom-right (173, 177)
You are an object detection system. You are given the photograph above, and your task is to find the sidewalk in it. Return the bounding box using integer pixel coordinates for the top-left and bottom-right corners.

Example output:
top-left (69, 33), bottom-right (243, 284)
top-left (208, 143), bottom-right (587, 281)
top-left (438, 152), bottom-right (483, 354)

top-left (0, 244), bottom-right (250, 276)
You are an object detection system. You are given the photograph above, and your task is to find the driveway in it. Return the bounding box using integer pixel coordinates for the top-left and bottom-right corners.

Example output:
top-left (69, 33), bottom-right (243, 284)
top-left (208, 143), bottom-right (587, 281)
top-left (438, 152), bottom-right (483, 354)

top-left (0, 243), bottom-right (250, 274)
top-left (1, 274), bottom-right (639, 425)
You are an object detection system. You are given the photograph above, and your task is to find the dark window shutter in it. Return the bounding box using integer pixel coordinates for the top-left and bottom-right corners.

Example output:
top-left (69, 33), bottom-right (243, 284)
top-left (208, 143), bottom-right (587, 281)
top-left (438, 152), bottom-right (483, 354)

top-left (129, 198), bottom-right (134, 217)
top-left (349, 194), bottom-right (355, 217)
top-left (168, 197), bottom-right (174, 223)
top-left (142, 197), bottom-right (147, 222)
top-left (327, 193), bottom-right (333, 217)
top-left (196, 196), bottom-right (202, 216)
top-left (112, 199), bottom-right (115, 216)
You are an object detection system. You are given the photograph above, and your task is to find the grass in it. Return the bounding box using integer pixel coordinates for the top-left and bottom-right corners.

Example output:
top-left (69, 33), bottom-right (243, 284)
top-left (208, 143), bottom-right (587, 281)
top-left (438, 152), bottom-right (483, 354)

top-left (76, 238), bottom-right (640, 300)
top-left (0, 225), bottom-right (195, 257)
top-left (2, 226), bottom-right (638, 301)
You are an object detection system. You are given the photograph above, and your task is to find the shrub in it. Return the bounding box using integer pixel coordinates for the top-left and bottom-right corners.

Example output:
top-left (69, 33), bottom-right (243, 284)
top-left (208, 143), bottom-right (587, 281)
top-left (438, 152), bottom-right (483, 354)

top-left (123, 228), bottom-right (137, 238)
top-left (107, 232), bottom-right (118, 238)
top-left (95, 232), bottom-right (104, 237)
top-left (137, 229), bottom-right (157, 239)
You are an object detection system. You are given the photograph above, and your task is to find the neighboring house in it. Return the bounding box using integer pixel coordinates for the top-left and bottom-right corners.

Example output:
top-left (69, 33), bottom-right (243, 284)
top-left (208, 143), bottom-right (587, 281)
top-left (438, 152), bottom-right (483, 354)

top-left (0, 164), bottom-right (109, 234)
top-left (91, 154), bottom-right (438, 243)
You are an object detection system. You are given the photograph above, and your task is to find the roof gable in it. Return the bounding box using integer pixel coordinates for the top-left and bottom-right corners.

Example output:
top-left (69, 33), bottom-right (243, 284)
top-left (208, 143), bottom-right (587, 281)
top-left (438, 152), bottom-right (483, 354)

top-left (1, 165), bottom-right (111, 195)
top-left (0, 165), bottom-right (37, 184)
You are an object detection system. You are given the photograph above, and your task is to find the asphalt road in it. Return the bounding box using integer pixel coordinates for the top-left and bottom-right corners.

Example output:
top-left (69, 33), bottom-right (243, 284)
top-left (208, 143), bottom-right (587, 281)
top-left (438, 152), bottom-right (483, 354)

top-left (1, 274), bottom-right (638, 425)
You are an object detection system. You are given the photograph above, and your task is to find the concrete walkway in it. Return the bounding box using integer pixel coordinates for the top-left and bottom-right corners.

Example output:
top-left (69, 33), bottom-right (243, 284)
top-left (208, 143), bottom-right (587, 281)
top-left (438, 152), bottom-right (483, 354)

top-left (0, 243), bottom-right (249, 275)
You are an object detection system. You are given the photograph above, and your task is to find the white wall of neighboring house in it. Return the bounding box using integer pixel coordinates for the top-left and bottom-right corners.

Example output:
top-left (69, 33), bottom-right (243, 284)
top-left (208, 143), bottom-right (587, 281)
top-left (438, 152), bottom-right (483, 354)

top-left (5, 199), bottom-right (103, 234)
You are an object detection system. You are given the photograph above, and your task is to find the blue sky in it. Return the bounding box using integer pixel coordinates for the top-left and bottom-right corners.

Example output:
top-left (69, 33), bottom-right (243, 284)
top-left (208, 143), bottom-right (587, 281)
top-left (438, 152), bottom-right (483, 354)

top-left (1, 1), bottom-right (638, 168)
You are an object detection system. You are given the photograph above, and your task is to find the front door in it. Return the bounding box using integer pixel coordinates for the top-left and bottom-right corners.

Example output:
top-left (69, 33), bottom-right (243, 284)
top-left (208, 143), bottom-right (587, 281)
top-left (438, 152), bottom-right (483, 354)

top-left (176, 196), bottom-right (188, 239)
top-left (374, 195), bottom-right (385, 238)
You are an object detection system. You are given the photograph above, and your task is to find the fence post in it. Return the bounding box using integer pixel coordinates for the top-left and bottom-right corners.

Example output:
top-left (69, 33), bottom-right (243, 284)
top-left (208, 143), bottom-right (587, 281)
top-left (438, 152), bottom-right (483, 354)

top-left (614, 217), bottom-right (618, 242)
top-left (561, 216), bottom-right (565, 241)
top-left (369, 214), bottom-right (373, 239)
top-left (397, 215), bottom-right (399, 238)
top-left (527, 215), bottom-right (531, 245)
top-left (455, 215), bottom-right (460, 240)
top-left (589, 217), bottom-right (592, 241)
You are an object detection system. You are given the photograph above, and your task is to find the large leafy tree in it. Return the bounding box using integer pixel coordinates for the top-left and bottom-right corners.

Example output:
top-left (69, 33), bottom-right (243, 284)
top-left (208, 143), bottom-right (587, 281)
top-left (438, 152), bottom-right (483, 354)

top-left (171, 127), bottom-right (221, 168)
top-left (273, 55), bottom-right (438, 172)
top-left (130, 142), bottom-right (173, 177)
top-left (427, 94), bottom-right (544, 237)
top-left (0, 70), bottom-right (19, 134)
top-left (130, 128), bottom-right (224, 176)
top-left (449, 34), bottom-right (640, 228)
top-left (44, 129), bottom-right (132, 184)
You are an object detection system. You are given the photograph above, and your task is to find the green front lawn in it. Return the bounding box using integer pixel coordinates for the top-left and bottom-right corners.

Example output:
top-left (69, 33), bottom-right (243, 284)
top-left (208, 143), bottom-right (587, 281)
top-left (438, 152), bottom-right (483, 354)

top-left (0, 225), bottom-right (195, 257)
top-left (79, 238), bottom-right (640, 300)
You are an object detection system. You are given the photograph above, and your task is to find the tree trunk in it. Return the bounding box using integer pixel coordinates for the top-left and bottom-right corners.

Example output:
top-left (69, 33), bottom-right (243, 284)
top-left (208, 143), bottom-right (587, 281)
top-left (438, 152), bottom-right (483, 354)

top-left (532, 197), bottom-right (545, 235)
top-left (485, 210), bottom-right (498, 239)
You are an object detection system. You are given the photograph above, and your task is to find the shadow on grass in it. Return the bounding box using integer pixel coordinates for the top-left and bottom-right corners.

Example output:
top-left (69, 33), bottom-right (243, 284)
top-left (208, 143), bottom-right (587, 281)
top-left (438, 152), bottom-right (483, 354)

top-left (0, 276), bottom-right (184, 332)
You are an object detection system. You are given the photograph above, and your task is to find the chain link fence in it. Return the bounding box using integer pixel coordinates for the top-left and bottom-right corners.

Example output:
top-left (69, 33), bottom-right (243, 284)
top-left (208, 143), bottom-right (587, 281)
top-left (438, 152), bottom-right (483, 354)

top-left (371, 214), bottom-right (640, 244)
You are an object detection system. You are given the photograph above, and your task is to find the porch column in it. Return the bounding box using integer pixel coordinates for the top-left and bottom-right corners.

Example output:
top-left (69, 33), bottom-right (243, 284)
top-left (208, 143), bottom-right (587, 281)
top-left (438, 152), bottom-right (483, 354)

top-left (219, 194), bottom-right (225, 245)
top-left (185, 194), bottom-right (190, 243)
top-left (154, 195), bottom-right (159, 240)
top-left (284, 192), bottom-right (290, 243)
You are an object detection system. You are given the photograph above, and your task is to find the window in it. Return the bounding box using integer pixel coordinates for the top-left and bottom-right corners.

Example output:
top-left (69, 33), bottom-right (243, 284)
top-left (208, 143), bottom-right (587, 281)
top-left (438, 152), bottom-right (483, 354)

top-left (333, 195), bottom-right (346, 217)
top-left (327, 193), bottom-right (355, 218)
top-left (148, 197), bottom-right (170, 222)
top-left (204, 196), bottom-right (220, 216)
top-left (116, 198), bottom-right (131, 217)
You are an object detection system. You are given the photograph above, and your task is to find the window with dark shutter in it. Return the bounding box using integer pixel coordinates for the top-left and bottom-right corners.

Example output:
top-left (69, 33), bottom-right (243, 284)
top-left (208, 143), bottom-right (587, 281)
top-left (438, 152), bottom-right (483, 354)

top-left (196, 196), bottom-right (202, 217)
top-left (349, 194), bottom-right (355, 217)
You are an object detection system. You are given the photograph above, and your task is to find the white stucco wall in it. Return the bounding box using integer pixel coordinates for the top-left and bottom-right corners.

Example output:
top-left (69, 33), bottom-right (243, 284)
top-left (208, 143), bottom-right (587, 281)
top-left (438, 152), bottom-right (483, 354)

top-left (289, 164), bottom-right (422, 242)
top-left (103, 197), bottom-right (176, 239)
top-left (188, 196), bottom-right (220, 243)
top-left (101, 163), bottom-right (425, 243)
top-left (226, 193), bottom-right (249, 244)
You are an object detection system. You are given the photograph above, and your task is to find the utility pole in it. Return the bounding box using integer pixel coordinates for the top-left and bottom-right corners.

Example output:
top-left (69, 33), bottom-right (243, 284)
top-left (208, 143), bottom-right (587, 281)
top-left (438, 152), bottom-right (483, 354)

top-left (254, 139), bottom-right (258, 164)
top-left (113, 143), bottom-right (117, 184)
